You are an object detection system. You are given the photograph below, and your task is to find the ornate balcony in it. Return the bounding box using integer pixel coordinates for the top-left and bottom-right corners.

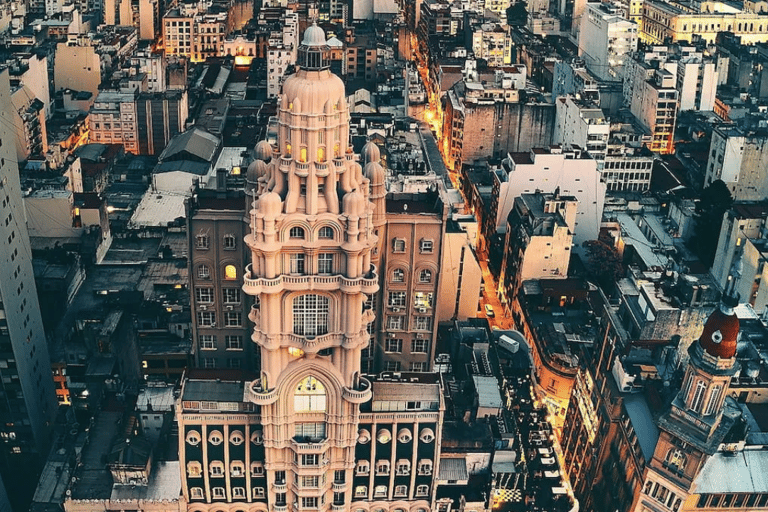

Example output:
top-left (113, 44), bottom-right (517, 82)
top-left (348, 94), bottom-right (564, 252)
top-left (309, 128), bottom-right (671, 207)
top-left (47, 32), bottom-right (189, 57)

top-left (273, 482), bottom-right (287, 493)
top-left (274, 504), bottom-right (288, 512)
top-left (291, 438), bottom-right (330, 454)
top-left (243, 264), bottom-right (378, 296)
top-left (247, 380), bottom-right (279, 405)
top-left (343, 377), bottom-right (372, 404)
top-left (332, 481), bottom-right (348, 492)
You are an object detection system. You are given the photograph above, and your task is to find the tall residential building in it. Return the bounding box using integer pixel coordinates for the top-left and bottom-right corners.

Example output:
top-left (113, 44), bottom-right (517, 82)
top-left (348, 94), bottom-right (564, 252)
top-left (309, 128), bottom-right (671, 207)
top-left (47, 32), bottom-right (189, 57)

top-left (495, 146), bottom-right (606, 254)
top-left (374, 192), bottom-right (448, 374)
top-left (626, 61), bottom-right (678, 154)
top-left (578, 2), bottom-right (638, 82)
top-left (187, 180), bottom-right (254, 371)
top-left (705, 125), bottom-right (768, 201)
top-left (498, 191), bottom-right (577, 306)
top-left (0, 68), bottom-right (58, 510)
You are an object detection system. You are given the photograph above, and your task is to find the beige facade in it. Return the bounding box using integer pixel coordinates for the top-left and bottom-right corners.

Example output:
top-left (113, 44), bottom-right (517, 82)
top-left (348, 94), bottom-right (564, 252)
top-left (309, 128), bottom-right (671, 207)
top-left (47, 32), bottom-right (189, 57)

top-left (88, 90), bottom-right (139, 153)
top-left (642, 0), bottom-right (768, 44)
top-left (54, 42), bottom-right (101, 97)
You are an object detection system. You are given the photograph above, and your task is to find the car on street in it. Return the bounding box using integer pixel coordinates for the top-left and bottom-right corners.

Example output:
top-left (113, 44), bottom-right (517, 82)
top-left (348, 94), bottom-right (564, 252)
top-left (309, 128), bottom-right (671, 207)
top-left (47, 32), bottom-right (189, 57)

top-left (485, 304), bottom-right (495, 317)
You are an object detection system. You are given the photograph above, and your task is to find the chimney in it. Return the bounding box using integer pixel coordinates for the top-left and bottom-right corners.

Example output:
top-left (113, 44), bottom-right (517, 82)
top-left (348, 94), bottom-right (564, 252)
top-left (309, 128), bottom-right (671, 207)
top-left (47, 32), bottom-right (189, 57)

top-left (216, 168), bottom-right (227, 192)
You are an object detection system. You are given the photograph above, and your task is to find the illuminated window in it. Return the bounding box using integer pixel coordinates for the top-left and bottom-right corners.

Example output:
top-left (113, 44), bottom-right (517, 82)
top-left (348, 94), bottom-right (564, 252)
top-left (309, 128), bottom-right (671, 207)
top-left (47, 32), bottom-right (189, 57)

top-left (187, 461), bottom-right (202, 477)
top-left (286, 143), bottom-right (292, 156)
top-left (300, 147), bottom-right (307, 163)
top-left (294, 376), bottom-right (326, 412)
top-left (224, 265), bottom-right (237, 280)
top-left (334, 143), bottom-right (340, 158)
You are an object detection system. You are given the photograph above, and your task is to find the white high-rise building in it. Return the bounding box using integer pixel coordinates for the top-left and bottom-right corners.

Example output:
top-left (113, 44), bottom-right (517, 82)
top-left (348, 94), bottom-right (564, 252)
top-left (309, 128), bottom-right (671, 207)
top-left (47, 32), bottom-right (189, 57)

top-left (578, 2), bottom-right (638, 81)
top-left (0, 67), bottom-right (58, 506)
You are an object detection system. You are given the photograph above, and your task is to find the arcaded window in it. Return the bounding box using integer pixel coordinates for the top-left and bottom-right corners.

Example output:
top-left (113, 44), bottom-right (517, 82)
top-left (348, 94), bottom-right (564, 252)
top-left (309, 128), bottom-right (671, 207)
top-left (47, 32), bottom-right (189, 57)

top-left (293, 294), bottom-right (329, 337)
top-left (419, 269), bottom-right (433, 283)
top-left (319, 226), bottom-right (334, 239)
top-left (224, 265), bottom-right (238, 280)
top-left (290, 226), bottom-right (306, 239)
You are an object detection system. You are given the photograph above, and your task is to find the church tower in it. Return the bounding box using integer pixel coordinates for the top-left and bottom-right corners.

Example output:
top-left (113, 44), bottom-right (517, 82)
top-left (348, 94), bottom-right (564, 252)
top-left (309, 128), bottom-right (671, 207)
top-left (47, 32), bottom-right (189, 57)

top-left (632, 292), bottom-right (741, 512)
top-left (242, 23), bottom-right (380, 512)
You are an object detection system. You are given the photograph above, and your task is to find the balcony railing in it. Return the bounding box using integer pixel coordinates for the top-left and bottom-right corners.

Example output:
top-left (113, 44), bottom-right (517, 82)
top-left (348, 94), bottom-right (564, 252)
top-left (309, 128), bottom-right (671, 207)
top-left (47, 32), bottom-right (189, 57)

top-left (247, 381), bottom-right (279, 405)
top-left (343, 377), bottom-right (372, 404)
top-left (242, 264), bottom-right (378, 296)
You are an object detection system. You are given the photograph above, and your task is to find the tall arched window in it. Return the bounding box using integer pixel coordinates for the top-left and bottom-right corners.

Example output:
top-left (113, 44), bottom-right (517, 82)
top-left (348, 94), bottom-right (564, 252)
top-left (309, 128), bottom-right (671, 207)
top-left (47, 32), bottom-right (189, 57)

top-left (294, 376), bottom-right (327, 411)
top-left (293, 294), bottom-right (329, 337)
top-left (294, 375), bottom-right (327, 442)
top-left (690, 380), bottom-right (707, 413)
top-left (704, 385), bottom-right (722, 416)
top-left (665, 449), bottom-right (686, 472)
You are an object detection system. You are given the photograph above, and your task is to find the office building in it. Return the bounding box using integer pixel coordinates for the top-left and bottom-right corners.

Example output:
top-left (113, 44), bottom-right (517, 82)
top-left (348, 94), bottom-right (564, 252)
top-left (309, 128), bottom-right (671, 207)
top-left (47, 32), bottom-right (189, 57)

top-left (0, 68), bottom-right (58, 511)
top-left (578, 3), bottom-right (639, 82)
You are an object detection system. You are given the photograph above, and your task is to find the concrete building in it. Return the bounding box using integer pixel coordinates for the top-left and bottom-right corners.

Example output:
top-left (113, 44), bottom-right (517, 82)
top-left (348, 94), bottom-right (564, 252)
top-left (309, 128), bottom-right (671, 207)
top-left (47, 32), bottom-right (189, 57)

top-left (499, 192), bottom-right (577, 305)
top-left (88, 90), bottom-right (139, 153)
top-left (626, 59), bottom-right (679, 154)
top-left (8, 52), bottom-right (50, 120)
top-left (711, 203), bottom-right (768, 314)
top-left (442, 65), bottom-right (554, 170)
top-left (601, 142), bottom-right (654, 192)
top-left (554, 95), bottom-right (610, 165)
top-left (135, 90), bottom-right (188, 155)
top-left (578, 2), bottom-right (639, 82)
top-left (104, 0), bottom-right (158, 40)
top-left (705, 125), bottom-right (768, 201)
top-left (10, 85), bottom-right (47, 162)
top-left (0, 68), bottom-right (58, 511)
top-left (495, 146), bottom-right (606, 254)
top-left (53, 41), bottom-right (101, 98)
top-left (469, 22), bottom-right (513, 67)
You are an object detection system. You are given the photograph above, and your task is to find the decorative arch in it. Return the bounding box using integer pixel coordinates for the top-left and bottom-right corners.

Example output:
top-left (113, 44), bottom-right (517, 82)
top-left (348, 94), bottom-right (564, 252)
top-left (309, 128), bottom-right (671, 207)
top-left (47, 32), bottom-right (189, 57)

top-left (280, 219), bottom-right (313, 242)
top-left (414, 262), bottom-right (439, 284)
top-left (313, 222), bottom-right (342, 241)
top-left (271, 359), bottom-right (345, 418)
top-left (220, 259), bottom-right (239, 281)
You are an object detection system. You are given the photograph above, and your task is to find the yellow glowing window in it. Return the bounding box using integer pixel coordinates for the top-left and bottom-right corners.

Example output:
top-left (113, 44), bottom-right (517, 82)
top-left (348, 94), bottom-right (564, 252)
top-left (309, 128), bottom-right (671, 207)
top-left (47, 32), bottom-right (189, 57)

top-left (300, 148), bottom-right (307, 163)
top-left (286, 143), bottom-right (292, 156)
top-left (334, 143), bottom-right (340, 158)
top-left (231, 166), bottom-right (241, 175)
top-left (288, 347), bottom-right (304, 358)
top-left (225, 265), bottom-right (237, 280)
top-left (317, 147), bottom-right (325, 162)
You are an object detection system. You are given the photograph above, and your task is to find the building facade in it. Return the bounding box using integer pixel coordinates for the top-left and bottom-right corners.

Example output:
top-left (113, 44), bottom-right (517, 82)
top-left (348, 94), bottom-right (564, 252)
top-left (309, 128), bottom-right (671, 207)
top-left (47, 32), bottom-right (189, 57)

top-left (0, 67), bottom-right (58, 510)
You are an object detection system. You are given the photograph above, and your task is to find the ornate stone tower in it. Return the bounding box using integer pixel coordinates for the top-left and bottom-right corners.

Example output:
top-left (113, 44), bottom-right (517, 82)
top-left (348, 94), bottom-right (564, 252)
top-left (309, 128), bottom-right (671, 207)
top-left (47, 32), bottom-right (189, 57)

top-left (632, 292), bottom-right (741, 512)
top-left (242, 23), bottom-right (380, 512)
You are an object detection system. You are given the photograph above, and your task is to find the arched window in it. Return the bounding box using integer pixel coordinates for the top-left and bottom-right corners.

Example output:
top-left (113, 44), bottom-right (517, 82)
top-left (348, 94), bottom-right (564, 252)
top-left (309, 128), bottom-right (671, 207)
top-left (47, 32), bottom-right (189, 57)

top-left (392, 269), bottom-right (405, 282)
top-left (293, 294), bottom-right (329, 337)
top-left (704, 385), bottom-right (722, 416)
top-left (376, 460), bottom-right (390, 475)
top-left (318, 226), bottom-right (334, 239)
top-left (290, 226), bottom-right (305, 239)
top-left (230, 430), bottom-right (244, 445)
top-left (294, 376), bottom-right (327, 412)
top-left (209, 430), bottom-right (224, 445)
top-left (317, 147), bottom-right (325, 162)
top-left (197, 264), bottom-right (211, 279)
top-left (187, 461), bottom-right (202, 477)
top-left (419, 269), bottom-right (433, 283)
top-left (224, 265), bottom-right (237, 280)
top-left (690, 380), bottom-right (707, 413)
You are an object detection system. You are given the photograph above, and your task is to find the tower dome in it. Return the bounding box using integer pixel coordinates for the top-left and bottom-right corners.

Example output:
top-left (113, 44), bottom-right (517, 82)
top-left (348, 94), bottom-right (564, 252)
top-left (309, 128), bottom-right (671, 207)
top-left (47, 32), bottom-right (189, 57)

top-left (364, 161), bottom-right (385, 184)
top-left (301, 23), bottom-right (327, 47)
top-left (254, 140), bottom-right (273, 162)
top-left (699, 294), bottom-right (739, 359)
top-left (247, 159), bottom-right (267, 182)
top-left (361, 140), bottom-right (380, 165)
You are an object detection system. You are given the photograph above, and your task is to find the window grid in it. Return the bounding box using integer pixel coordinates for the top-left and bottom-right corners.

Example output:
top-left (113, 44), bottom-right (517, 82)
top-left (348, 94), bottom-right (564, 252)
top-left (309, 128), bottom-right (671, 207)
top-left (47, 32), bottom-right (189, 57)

top-left (293, 295), bottom-right (330, 337)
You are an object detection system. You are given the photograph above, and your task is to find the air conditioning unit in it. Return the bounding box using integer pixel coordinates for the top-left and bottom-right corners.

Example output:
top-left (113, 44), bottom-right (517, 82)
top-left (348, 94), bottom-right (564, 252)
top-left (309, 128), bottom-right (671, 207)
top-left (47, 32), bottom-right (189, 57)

top-left (226, 305), bottom-right (234, 310)
top-left (417, 333), bottom-right (427, 339)
top-left (418, 307), bottom-right (427, 313)
top-left (199, 305), bottom-right (208, 310)
top-left (388, 333), bottom-right (396, 338)
top-left (392, 307), bottom-right (401, 312)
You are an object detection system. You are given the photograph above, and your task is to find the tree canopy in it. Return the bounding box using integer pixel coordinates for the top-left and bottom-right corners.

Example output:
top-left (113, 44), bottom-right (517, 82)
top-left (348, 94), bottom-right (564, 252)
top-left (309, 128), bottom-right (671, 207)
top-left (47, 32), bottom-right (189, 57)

top-left (583, 238), bottom-right (624, 292)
